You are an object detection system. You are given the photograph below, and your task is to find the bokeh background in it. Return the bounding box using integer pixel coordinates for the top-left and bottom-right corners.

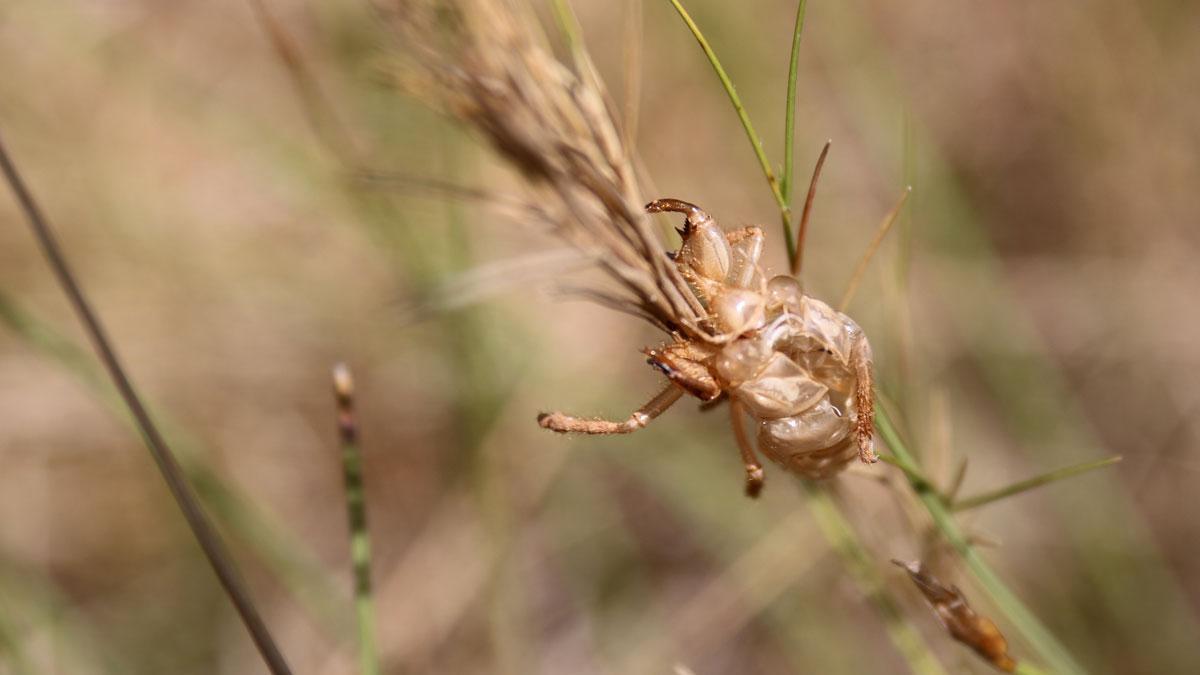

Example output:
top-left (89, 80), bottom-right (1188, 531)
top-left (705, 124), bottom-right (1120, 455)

top-left (2, 1), bottom-right (1199, 673)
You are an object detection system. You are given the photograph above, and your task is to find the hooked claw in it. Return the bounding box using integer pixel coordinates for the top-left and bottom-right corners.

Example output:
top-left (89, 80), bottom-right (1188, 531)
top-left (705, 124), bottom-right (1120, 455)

top-left (645, 198), bottom-right (712, 235)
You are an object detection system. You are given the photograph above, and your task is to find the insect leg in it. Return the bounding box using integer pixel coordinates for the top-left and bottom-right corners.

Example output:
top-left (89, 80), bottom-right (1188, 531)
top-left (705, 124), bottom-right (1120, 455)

top-left (852, 336), bottom-right (879, 464)
top-left (537, 383), bottom-right (684, 435)
top-left (730, 400), bottom-right (766, 498)
top-left (645, 198), bottom-right (712, 233)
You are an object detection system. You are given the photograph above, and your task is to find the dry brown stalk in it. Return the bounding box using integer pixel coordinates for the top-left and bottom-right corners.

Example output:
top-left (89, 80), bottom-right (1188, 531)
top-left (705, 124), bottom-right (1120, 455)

top-left (893, 559), bottom-right (1018, 673)
top-left (383, 0), bottom-right (711, 341)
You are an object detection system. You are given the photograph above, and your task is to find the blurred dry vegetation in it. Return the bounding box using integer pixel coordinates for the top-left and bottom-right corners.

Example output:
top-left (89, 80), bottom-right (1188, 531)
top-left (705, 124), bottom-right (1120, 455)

top-left (2, 1), bottom-right (1200, 674)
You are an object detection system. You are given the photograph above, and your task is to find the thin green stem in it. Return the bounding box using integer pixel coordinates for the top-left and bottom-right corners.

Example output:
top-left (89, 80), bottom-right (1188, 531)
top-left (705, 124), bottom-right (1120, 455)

top-left (781, 0), bottom-right (808, 207)
top-left (877, 454), bottom-right (941, 496)
top-left (953, 456), bottom-right (1122, 513)
top-left (877, 408), bottom-right (1087, 675)
top-left (333, 365), bottom-right (379, 675)
top-left (803, 484), bottom-right (948, 675)
top-left (666, 0), bottom-right (795, 262)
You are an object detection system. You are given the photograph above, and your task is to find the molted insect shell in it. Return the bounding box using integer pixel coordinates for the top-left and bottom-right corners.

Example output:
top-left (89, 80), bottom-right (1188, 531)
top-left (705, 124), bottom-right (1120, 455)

top-left (732, 352), bottom-right (828, 419)
top-left (726, 234), bottom-right (766, 289)
top-left (798, 296), bottom-right (859, 363)
top-left (712, 288), bottom-right (767, 336)
top-left (764, 298), bottom-right (860, 368)
top-left (794, 349), bottom-right (857, 398)
top-left (782, 437), bottom-right (859, 480)
top-left (758, 397), bottom-right (850, 454)
top-left (714, 337), bottom-right (772, 386)
top-left (766, 275), bottom-right (805, 312)
top-left (678, 221), bottom-right (732, 283)
top-left (757, 400), bottom-right (859, 479)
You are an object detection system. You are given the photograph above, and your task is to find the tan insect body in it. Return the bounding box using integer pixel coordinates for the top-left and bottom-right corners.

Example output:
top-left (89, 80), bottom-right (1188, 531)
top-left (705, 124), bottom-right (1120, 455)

top-left (539, 199), bottom-right (877, 493)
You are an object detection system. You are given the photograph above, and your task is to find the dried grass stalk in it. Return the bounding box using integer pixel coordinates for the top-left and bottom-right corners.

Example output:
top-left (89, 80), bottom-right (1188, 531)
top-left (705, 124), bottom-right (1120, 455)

top-left (383, 0), bottom-right (711, 339)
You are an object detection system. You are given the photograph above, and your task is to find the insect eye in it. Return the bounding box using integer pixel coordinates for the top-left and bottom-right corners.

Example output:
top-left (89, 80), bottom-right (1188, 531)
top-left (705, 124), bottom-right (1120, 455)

top-left (648, 359), bottom-right (673, 376)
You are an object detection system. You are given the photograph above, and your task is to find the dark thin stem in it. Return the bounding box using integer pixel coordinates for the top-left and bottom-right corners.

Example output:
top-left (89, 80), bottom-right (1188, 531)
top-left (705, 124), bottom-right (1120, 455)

top-left (0, 131), bottom-right (293, 675)
top-left (791, 139), bottom-right (830, 277)
top-left (332, 364), bottom-right (379, 675)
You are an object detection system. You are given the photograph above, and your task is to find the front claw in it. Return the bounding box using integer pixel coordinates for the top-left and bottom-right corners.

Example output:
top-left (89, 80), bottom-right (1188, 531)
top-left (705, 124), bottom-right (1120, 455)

top-left (645, 198), bottom-right (713, 235)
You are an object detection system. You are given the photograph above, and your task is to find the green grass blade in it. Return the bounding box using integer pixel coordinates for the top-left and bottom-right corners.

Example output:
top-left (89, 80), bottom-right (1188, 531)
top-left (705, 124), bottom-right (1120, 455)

top-left (877, 454), bottom-right (940, 494)
top-left (877, 408), bottom-right (1087, 675)
top-left (666, 0), bottom-right (795, 262)
top-left (781, 0), bottom-right (808, 207)
top-left (953, 456), bottom-right (1122, 513)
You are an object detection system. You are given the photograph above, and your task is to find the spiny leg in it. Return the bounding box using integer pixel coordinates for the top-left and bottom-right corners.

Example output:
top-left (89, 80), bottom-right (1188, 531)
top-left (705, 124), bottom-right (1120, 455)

top-left (538, 383), bottom-right (684, 435)
top-left (851, 336), bottom-right (878, 464)
top-left (730, 400), bottom-right (766, 498)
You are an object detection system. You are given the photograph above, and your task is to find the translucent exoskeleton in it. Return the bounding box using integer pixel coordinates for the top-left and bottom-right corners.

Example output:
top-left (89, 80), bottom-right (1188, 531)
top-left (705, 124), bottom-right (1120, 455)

top-left (538, 199), bottom-right (877, 495)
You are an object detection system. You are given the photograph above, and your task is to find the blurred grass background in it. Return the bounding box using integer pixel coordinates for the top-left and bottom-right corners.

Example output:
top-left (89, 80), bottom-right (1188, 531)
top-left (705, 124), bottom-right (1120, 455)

top-left (2, 1), bottom-right (1200, 673)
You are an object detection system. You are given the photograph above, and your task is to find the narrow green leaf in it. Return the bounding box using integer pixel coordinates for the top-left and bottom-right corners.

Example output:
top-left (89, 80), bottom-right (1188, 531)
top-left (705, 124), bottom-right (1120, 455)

top-left (953, 456), bottom-right (1122, 512)
top-left (877, 454), bottom-right (942, 495)
top-left (781, 0), bottom-right (808, 206)
top-left (666, 0), bottom-right (795, 262)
